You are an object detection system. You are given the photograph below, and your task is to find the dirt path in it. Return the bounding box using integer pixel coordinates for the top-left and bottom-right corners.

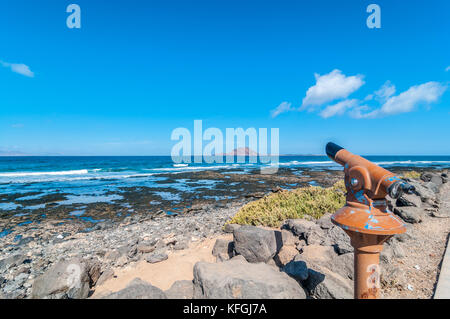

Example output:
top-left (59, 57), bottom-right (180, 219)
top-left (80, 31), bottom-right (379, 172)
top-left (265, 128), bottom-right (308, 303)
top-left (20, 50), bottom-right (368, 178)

top-left (382, 182), bottom-right (450, 299)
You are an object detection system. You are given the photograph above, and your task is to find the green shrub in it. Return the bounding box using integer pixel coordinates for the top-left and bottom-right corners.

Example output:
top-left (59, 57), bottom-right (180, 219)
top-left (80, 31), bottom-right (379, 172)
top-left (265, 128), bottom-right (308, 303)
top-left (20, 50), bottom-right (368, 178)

top-left (402, 171), bottom-right (421, 179)
top-left (226, 181), bottom-right (346, 228)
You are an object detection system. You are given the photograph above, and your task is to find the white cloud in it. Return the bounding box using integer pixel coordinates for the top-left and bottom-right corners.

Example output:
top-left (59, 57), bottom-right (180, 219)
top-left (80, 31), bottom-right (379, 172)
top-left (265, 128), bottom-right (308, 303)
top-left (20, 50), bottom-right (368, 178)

top-left (373, 81), bottom-right (396, 103)
top-left (1, 60), bottom-right (34, 77)
top-left (348, 105), bottom-right (372, 119)
top-left (301, 69), bottom-right (364, 108)
top-left (271, 101), bottom-right (295, 118)
top-left (379, 82), bottom-right (446, 115)
top-left (319, 99), bottom-right (359, 118)
top-left (354, 81), bottom-right (447, 118)
top-left (271, 69), bottom-right (446, 119)
top-left (446, 66), bottom-right (450, 72)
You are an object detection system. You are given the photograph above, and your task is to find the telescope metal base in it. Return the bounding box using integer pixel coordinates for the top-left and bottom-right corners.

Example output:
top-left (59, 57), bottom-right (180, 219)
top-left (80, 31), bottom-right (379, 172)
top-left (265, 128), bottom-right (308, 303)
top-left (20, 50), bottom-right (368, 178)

top-left (331, 204), bottom-right (406, 236)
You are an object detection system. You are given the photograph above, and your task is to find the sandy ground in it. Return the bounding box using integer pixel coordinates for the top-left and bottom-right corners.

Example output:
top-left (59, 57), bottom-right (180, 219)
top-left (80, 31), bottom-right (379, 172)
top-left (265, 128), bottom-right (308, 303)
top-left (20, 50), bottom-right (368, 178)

top-left (92, 233), bottom-right (233, 297)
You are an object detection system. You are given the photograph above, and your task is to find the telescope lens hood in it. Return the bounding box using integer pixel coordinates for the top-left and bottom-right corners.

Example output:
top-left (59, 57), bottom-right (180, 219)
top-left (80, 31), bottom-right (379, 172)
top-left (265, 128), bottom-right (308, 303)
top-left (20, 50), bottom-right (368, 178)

top-left (326, 142), bottom-right (344, 160)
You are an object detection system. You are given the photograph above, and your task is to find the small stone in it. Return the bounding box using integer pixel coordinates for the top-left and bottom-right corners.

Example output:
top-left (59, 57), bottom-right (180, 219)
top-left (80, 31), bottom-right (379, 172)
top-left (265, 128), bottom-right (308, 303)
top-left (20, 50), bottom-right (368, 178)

top-left (173, 242), bottom-right (188, 251)
top-left (137, 244), bottom-right (156, 254)
top-left (145, 252), bottom-right (168, 264)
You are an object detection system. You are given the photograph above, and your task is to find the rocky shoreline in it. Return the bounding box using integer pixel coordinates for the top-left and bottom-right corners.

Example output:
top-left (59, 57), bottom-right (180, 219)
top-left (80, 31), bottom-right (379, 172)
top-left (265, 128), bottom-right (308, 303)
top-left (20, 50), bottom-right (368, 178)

top-left (0, 167), bottom-right (343, 232)
top-left (0, 169), bottom-right (449, 299)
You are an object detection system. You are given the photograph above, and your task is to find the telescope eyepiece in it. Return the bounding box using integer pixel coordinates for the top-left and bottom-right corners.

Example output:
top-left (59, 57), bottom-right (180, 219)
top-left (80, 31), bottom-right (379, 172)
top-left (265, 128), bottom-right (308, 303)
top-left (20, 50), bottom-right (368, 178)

top-left (387, 181), bottom-right (415, 199)
top-left (326, 142), bottom-right (344, 160)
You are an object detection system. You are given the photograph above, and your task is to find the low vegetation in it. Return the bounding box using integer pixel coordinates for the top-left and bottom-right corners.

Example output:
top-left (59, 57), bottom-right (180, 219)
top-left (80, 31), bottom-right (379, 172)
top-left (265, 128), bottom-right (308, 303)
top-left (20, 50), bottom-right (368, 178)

top-left (226, 181), bottom-right (346, 227)
top-left (402, 171), bottom-right (421, 179)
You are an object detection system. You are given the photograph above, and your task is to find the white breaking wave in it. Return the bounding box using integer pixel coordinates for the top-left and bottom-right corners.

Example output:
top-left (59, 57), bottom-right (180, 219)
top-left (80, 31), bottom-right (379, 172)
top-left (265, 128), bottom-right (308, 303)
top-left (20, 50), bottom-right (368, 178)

top-left (277, 160), bottom-right (335, 166)
top-left (0, 172), bottom-right (159, 184)
top-left (152, 164), bottom-right (238, 172)
top-left (0, 169), bottom-right (89, 177)
top-left (173, 164), bottom-right (189, 167)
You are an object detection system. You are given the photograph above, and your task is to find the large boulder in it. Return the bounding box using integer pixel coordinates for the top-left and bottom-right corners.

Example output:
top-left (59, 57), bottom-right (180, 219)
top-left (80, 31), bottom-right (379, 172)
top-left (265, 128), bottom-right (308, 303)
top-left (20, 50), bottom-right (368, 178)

top-left (284, 217), bottom-right (353, 255)
top-left (396, 193), bottom-right (422, 208)
top-left (298, 245), bottom-right (353, 281)
top-left (283, 219), bottom-right (328, 246)
top-left (304, 265), bottom-right (353, 299)
top-left (304, 226), bottom-right (327, 246)
top-left (193, 256), bottom-right (306, 299)
top-left (420, 172), bottom-right (443, 188)
top-left (324, 226), bottom-right (353, 255)
top-left (406, 180), bottom-right (436, 204)
top-left (31, 258), bottom-right (93, 299)
top-left (393, 207), bottom-right (423, 224)
top-left (212, 239), bottom-right (235, 262)
top-left (424, 182), bottom-right (440, 194)
top-left (102, 278), bottom-right (167, 299)
top-left (283, 219), bottom-right (317, 238)
top-left (165, 280), bottom-right (194, 299)
top-left (233, 226), bottom-right (279, 263)
top-left (280, 229), bottom-right (298, 246)
top-left (442, 172), bottom-right (448, 183)
top-left (297, 246), bottom-right (353, 299)
top-left (223, 223), bottom-right (241, 234)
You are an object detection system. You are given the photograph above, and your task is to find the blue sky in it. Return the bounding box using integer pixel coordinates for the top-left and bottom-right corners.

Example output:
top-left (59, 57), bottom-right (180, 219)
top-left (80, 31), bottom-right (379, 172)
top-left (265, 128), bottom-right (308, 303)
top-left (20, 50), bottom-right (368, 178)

top-left (0, 0), bottom-right (449, 156)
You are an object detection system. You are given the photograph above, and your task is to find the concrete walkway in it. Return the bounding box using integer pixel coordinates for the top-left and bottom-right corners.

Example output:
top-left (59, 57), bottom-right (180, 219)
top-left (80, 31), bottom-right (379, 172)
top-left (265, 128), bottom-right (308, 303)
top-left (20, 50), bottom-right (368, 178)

top-left (434, 234), bottom-right (450, 298)
top-left (434, 181), bottom-right (450, 299)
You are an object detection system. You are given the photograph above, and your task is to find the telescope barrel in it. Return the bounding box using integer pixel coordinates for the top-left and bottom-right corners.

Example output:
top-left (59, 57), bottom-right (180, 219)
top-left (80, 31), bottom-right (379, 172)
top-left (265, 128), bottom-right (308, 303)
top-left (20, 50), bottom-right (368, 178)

top-left (325, 142), bottom-right (344, 160)
top-left (325, 142), bottom-right (415, 199)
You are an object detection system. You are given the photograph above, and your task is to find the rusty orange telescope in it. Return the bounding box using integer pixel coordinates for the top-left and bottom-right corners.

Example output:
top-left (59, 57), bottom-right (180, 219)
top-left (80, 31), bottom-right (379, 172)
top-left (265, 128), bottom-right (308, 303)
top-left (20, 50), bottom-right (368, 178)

top-left (326, 142), bottom-right (414, 299)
